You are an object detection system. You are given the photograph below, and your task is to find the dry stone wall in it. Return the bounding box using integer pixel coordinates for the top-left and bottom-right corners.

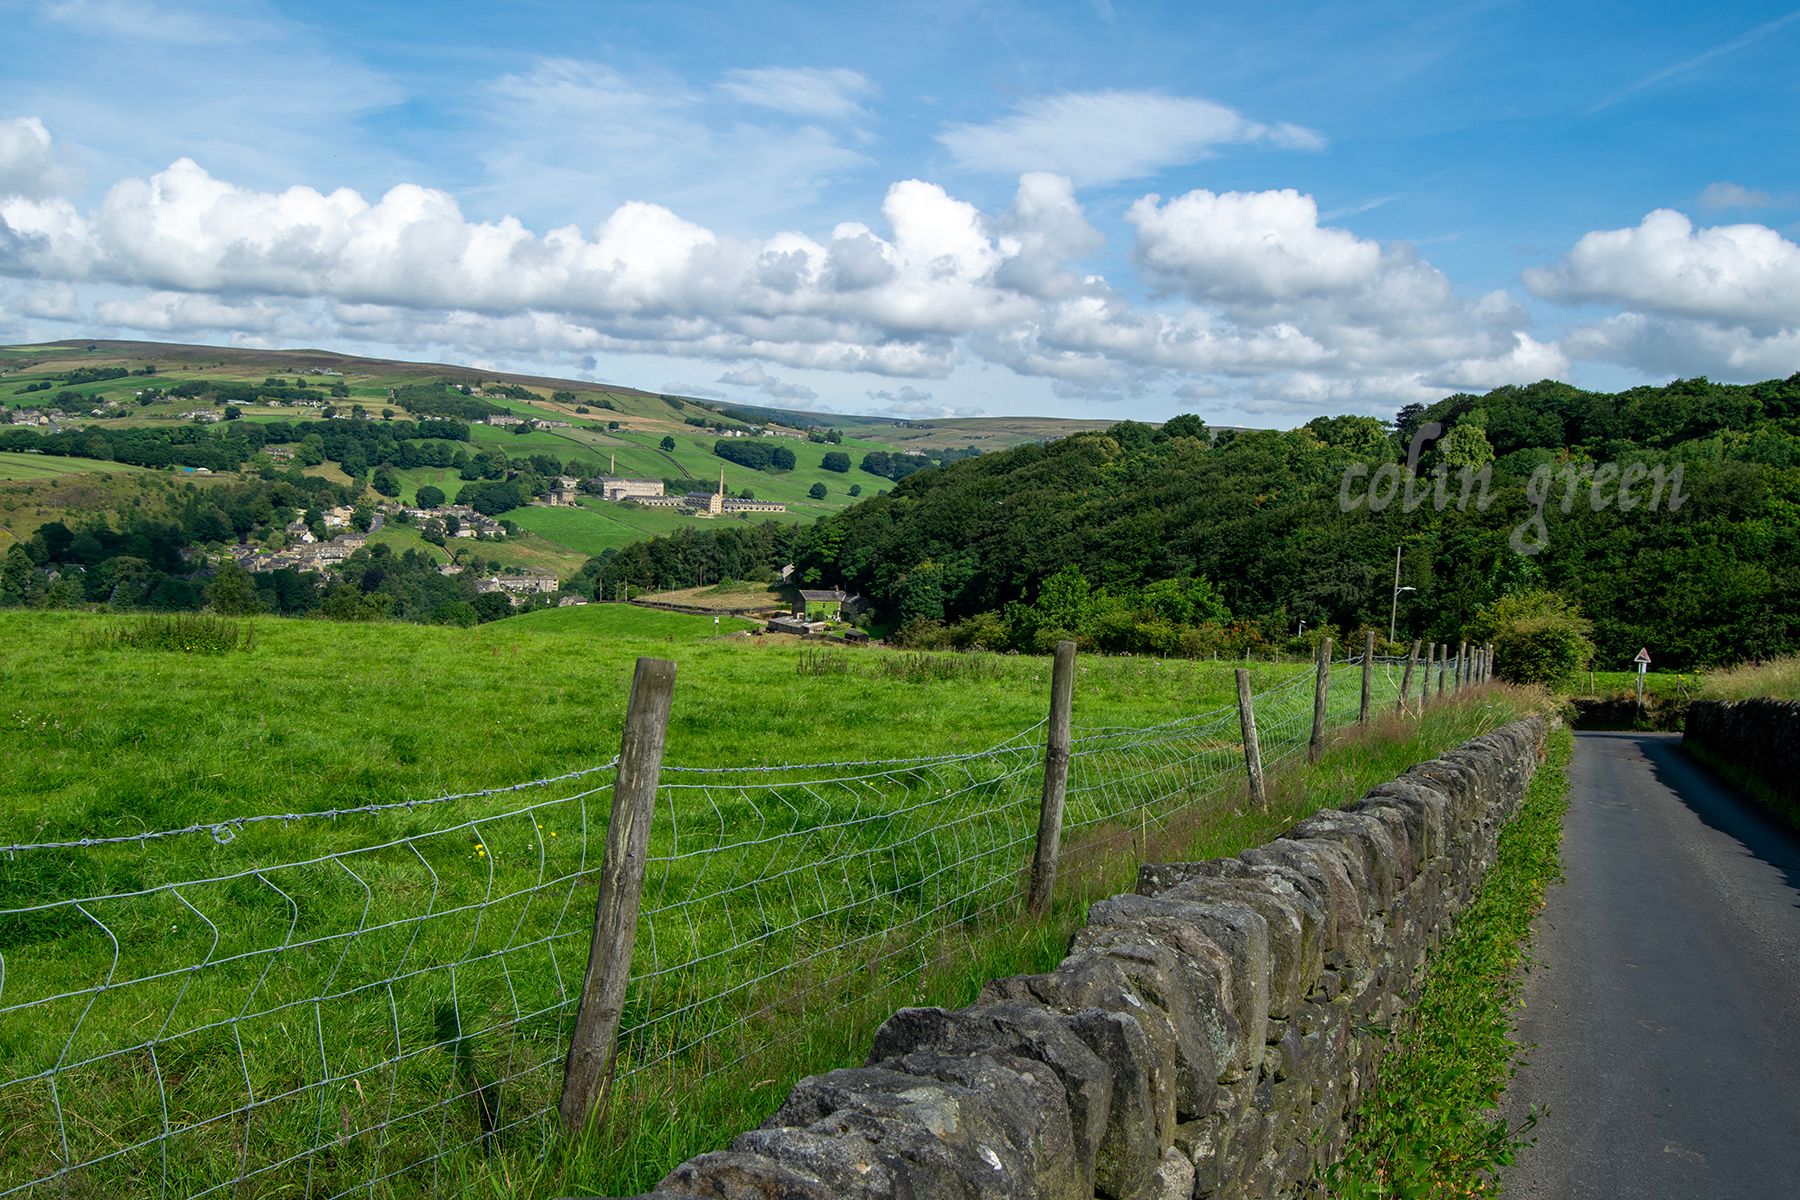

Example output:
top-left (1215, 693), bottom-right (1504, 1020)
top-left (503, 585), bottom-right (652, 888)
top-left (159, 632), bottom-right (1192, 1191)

top-left (1685, 699), bottom-right (1800, 814)
top-left (611, 716), bottom-right (1549, 1200)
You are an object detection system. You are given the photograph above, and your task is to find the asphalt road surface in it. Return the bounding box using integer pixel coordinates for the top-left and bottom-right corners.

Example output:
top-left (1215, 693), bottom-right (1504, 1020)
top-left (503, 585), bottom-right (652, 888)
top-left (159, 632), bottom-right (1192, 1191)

top-left (1503, 732), bottom-right (1800, 1198)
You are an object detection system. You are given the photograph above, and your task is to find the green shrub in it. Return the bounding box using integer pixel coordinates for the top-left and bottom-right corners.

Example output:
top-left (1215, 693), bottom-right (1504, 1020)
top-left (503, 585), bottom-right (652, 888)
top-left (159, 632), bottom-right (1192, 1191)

top-left (1471, 591), bottom-right (1594, 687)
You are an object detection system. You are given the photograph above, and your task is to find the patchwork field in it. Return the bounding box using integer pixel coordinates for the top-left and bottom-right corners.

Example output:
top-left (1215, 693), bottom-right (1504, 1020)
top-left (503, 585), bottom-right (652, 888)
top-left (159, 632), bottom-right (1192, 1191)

top-left (2, 338), bottom-right (1109, 563)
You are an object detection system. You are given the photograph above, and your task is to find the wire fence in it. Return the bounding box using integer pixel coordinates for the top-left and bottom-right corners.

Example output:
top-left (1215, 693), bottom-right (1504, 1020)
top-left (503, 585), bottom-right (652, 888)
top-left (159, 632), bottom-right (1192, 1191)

top-left (0, 650), bottom-right (1432, 1198)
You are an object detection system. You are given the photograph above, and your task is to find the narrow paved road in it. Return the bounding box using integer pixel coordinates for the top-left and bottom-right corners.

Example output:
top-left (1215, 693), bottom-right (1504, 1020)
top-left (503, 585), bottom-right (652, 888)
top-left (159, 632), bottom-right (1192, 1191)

top-left (1504, 732), bottom-right (1800, 1198)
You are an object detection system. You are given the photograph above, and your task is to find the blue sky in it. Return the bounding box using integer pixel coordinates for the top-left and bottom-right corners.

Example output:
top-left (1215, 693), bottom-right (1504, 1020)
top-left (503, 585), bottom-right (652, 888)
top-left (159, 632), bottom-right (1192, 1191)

top-left (1, 0), bottom-right (1797, 424)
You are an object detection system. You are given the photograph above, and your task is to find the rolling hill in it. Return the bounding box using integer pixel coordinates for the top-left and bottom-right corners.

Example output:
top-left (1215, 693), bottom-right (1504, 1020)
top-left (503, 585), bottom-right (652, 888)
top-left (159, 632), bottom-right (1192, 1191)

top-left (0, 339), bottom-right (1112, 563)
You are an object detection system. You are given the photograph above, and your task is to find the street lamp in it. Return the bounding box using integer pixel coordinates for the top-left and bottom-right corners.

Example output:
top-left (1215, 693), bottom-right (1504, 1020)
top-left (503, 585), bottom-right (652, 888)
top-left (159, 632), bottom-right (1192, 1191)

top-left (1389, 544), bottom-right (1416, 644)
top-left (1390, 586), bottom-right (1416, 643)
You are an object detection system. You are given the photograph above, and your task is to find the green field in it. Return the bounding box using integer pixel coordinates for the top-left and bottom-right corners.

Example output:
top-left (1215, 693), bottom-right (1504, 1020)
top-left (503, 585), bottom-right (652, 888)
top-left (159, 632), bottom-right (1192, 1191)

top-left (0, 606), bottom-right (1522, 1199)
top-left (0, 450), bottom-right (149, 481)
top-left (0, 605), bottom-right (1318, 834)
top-left (1579, 668), bottom-right (1698, 703)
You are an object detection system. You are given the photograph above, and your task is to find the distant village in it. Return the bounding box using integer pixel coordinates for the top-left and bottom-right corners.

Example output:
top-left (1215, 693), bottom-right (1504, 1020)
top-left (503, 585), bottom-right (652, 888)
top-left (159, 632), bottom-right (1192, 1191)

top-left (211, 461), bottom-right (789, 608)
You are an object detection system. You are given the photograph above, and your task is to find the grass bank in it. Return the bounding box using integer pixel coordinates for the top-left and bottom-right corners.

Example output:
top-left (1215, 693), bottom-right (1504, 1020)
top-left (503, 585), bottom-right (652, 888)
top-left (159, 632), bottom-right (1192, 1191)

top-left (1693, 654), bottom-right (1800, 701)
top-left (1322, 723), bottom-right (1572, 1199)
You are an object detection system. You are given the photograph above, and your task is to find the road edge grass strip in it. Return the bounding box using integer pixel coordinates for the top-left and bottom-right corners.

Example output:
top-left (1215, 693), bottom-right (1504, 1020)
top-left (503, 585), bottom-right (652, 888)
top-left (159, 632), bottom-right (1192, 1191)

top-left (545, 693), bottom-right (1531, 1200)
top-left (1320, 722), bottom-right (1573, 1199)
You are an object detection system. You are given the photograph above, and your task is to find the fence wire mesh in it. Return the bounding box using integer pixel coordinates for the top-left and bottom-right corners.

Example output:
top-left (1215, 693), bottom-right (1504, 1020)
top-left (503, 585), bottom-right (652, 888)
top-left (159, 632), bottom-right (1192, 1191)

top-left (0, 652), bottom-right (1442, 1197)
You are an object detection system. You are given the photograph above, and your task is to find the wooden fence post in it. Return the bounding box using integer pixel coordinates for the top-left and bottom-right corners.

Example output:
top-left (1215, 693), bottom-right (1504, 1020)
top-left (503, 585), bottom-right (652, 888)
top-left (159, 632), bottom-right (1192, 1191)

top-left (1398, 639), bottom-right (1419, 715)
top-left (1456, 640), bottom-right (1468, 690)
top-left (1359, 631), bottom-right (1375, 725)
top-left (1487, 642), bottom-right (1496, 683)
top-left (1308, 637), bottom-right (1332, 763)
top-left (1026, 640), bottom-right (1077, 918)
top-left (559, 656), bottom-right (677, 1134)
top-left (1435, 643), bottom-right (1447, 699)
top-left (1235, 668), bottom-right (1266, 810)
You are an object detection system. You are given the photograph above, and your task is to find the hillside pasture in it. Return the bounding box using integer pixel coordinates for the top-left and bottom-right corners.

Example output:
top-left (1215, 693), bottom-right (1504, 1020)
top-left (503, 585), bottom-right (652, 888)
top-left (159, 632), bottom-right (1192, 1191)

top-left (0, 450), bottom-right (149, 481)
top-left (0, 605), bottom-right (1500, 1199)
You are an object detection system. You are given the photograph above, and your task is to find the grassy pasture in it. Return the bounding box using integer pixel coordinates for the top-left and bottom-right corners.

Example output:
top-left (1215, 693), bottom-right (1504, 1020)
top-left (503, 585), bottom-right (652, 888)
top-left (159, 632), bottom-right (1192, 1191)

top-left (0, 606), bottom-right (1515, 1199)
top-left (1578, 668), bottom-right (1696, 703)
top-left (0, 451), bottom-right (149, 481)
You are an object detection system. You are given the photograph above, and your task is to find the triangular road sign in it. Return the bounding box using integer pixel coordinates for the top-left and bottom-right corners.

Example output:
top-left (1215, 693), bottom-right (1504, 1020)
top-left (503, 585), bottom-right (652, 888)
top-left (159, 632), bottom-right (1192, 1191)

top-left (1633, 647), bottom-right (1652, 664)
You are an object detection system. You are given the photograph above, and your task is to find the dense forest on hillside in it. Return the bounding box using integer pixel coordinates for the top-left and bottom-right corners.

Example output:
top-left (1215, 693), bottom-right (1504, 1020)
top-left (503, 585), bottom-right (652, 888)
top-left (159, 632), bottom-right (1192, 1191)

top-left (581, 375), bottom-right (1800, 669)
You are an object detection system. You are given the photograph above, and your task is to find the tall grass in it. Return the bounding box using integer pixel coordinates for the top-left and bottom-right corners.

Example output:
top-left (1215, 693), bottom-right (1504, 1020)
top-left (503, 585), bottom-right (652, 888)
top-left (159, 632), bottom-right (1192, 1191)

top-left (88, 613), bottom-right (254, 654)
top-left (1697, 654), bottom-right (1800, 701)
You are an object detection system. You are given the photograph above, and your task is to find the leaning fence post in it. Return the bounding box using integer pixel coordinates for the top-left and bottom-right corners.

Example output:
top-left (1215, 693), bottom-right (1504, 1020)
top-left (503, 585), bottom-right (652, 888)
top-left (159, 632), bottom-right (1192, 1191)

top-left (1235, 668), bottom-right (1267, 810)
top-left (559, 656), bottom-right (677, 1135)
top-left (1026, 640), bottom-right (1077, 918)
top-left (1359, 631), bottom-right (1375, 725)
top-left (1308, 637), bottom-right (1332, 763)
top-left (1399, 639), bottom-right (1419, 715)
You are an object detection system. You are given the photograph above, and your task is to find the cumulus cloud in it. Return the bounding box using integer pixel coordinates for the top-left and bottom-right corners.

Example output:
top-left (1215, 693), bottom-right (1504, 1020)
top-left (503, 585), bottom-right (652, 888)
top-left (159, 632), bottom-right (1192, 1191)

top-left (1564, 314), bottom-right (1800, 378)
top-left (0, 122), bottom-right (1574, 417)
top-left (937, 92), bottom-right (1322, 188)
top-left (716, 67), bottom-right (873, 120)
top-left (93, 289), bottom-right (300, 334)
top-left (1128, 188), bottom-right (1380, 303)
top-left (0, 117), bottom-right (76, 200)
top-left (1524, 208), bottom-right (1800, 327)
top-left (719, 363), bottom-right (819, 402)
top-left (1524, 209), bottom-right (1800, 379)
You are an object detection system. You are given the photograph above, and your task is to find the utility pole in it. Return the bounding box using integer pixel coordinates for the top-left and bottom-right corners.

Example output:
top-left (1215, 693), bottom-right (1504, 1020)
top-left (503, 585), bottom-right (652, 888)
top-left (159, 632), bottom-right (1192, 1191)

top-left (1389, 544), bottom-right (1416, 644)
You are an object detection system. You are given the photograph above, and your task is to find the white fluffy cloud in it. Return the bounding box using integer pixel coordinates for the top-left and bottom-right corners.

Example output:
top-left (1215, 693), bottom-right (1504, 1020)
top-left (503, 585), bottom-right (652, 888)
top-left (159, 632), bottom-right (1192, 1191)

top-left (0, 117), bottom-right (75, 200)
top-left (937, 92), bottom-right (1322, 188)
top-left (0, 119), bottom-right (1581, 417)
top-left (1525, 208), bottom-right (1800, 378)
top-left (1564, 313), bottom-right (1800, 378)
top-left (1128, 188), bottom-right (1379, 303)
top-left (1524, 209), bottom-right (1800, 328)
